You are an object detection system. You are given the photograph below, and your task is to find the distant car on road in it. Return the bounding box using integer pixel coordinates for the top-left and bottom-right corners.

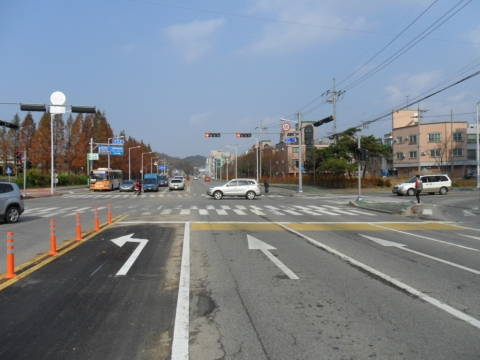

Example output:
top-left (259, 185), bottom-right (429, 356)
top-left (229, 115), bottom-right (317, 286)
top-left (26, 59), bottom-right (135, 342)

top-left (158, 175), bottom-right (168, 187)
top-left (205, 177), bottom-right (211, 182)
top-left (169, 178), bottom-right (185, 191)
top-left (119, 180), bottom-right (135, 192)
top-left (207, 179), bottom-right (262, 200)
top-left (193, 176), bottom-right (198, 180)
top-left (0, 182), bottom-right (24, 223)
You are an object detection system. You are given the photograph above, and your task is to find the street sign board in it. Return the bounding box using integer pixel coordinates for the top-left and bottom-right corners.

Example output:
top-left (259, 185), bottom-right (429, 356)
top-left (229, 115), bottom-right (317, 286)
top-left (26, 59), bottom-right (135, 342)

top-left (111, 139), bottom-right (124, 145)
top-left (98, 146), bottom-right (110, 155)
top-left (88, 153), bottom-right (99, 160)
top-left (109, 146), bottom-right (124, 156)
top-left (6, 167), bottom-right (12, 174)
top-left (283, 137), bottom-right (296, 143)
top-left (158, 165), bottom-right (166, 171)
top-left (281, 122), bottom-right (291, 132)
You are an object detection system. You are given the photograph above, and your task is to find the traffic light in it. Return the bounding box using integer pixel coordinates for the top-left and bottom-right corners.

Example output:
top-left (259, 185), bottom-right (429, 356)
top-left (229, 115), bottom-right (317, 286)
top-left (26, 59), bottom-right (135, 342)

top-left (20, 103), bottom-right (46, 112)
top-left (205, 133), bottom-right (221, 137)
top-left (313, 115), bottom-right (334, 127)
top-left (16, 152), bottom-right (22, 167)
top-left (236, 133), bottom-right (251, 138)
top-left (354, 148), bottom-right (369, 161)
top-left (0, 120), bottom-right (19, 130)
top-left (71, 106), bottom-right (96, 113)
top-left (26, 161), bottom-right (32, 169)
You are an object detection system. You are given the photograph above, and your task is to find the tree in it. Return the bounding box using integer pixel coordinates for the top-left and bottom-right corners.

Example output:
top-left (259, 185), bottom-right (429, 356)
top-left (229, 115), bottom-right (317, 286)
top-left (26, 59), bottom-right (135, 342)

top-left (53, 114), bottom-right (66, 172)
top-left (64, 114), bottom-right (74, 173)
top-left (20, 112), bottom-right (36, 158)
top-left (30, 112), bottom-right (52, 173)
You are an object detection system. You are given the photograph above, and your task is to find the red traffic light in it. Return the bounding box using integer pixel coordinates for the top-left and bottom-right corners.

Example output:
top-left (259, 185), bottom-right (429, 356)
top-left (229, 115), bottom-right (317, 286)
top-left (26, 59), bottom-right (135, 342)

top-left (205, 133), bottom-right (220, 138)
top-left (236, 133), bottom-right (251, 138)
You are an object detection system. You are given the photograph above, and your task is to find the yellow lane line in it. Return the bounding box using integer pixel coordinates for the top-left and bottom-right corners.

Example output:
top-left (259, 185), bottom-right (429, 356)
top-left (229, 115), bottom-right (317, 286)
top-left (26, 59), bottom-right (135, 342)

top-left (0, 215), bottom-right (129, 291)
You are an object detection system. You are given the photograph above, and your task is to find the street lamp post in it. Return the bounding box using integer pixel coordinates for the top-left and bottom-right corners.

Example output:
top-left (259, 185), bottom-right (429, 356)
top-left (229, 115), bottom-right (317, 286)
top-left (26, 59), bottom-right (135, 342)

top-left (281, 112), bottom-right (303, 193)
top-left (129, 146), bottom-right (141, 180)
top-left (150, 156), bottom-right (159, 173)
top-left (252, 138), bottom-right (259, 182)
top-left (226, 145), bottom-right (237, 179)
top-left (108, 135), bottom-right (124, 169)
top-left (477, 101), bottom-right (480, 188)
top-left (141, 152), bottom-right (153, 180)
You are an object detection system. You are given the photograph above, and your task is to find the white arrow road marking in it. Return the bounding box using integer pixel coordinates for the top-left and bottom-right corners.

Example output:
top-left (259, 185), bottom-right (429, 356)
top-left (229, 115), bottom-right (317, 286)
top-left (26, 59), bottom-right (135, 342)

top-left (360, 234), bottom-right (480, 275)
top-left (278, 223), bottom-right (480, 330)
top-left (247, 235), bottom-right (299, 280)
top-left (111, 234), bottom-right (148, 276)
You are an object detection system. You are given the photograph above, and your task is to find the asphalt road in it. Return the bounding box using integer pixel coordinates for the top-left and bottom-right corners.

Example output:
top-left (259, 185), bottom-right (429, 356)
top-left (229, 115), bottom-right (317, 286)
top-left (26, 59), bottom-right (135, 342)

top-left (0, 180), bottom-right (479, 359)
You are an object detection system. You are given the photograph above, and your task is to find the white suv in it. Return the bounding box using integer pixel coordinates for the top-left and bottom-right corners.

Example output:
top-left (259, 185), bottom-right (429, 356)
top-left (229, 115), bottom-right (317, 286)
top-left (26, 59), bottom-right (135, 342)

top-left (392, 174), bottom-right (452, 196)
top-left (207, 179), bottom-right (262, 200)
top-left (0, 182), bottom-right (25, 223)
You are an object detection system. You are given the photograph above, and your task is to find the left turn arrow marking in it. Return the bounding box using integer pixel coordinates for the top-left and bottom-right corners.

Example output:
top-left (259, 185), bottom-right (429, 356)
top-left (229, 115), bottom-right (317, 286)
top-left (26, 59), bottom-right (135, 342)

top-left (111, 234), bottom-right (148, 276)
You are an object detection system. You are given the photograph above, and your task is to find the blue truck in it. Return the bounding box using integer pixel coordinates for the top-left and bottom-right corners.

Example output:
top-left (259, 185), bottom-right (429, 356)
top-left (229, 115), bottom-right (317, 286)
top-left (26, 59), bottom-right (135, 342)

top-left (143, 173), bottom-right (159, 192)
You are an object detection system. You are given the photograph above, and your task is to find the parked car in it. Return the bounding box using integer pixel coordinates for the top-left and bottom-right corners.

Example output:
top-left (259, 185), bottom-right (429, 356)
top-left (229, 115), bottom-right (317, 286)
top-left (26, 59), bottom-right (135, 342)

top-left (169, 178), bottom-right (185, 191)
top-left (0, 182), bottom-right (24, 223)
top-left (119, 180), bottom-right (135, 192)
top-left (464, 171), bottom-right (477, 180)
top-left (205, 177), bottom-right (211, 182)
top-left (158, 175), bottom-right (168, 187)
top-left (392, 174), bottom-right (452, 196)
top-left (193, 176), bottom-right (198, 180)
top-left (207, 179), bottom-right (262, 200)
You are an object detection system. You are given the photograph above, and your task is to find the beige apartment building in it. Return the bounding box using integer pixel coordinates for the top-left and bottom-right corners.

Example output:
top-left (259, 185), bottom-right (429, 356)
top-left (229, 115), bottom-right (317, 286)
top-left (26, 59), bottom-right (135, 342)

top-left (389, 109), bottom-right (470, 178)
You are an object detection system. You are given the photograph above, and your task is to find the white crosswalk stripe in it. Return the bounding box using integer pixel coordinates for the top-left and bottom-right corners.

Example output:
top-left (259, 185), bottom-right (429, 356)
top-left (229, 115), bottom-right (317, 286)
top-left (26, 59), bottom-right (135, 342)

top-left (25, 204), bottom-right (376, 218)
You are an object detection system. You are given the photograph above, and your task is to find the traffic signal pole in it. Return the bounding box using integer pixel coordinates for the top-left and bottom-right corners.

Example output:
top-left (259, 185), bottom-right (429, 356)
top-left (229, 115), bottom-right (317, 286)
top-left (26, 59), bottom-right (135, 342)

top-left (298, 112), bottom-right (303, 194)
top-left (357, 123), bottom-right (363, 201)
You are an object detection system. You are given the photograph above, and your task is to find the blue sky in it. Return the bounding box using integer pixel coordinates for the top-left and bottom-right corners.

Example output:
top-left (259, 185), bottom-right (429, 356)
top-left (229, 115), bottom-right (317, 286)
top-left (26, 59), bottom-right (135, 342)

top-left (1, 0), bottom-right (480, 158)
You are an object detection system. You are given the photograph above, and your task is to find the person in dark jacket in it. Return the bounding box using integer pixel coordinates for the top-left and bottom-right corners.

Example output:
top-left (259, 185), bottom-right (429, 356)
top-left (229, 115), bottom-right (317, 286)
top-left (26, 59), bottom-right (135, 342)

top-left (263, 180), bottom-right (269, 194)
top-left (415, 174), bottom-right (422, 204)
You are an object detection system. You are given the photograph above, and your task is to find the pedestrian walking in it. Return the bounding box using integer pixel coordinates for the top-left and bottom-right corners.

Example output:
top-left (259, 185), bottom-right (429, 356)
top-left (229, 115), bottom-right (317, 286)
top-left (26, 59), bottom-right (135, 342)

top-left (134, 180), bottom-right (141, 196)
top-left (415, 174), bottom-right (422, 204)
top-left (264, 179), bottom-right (269, 195)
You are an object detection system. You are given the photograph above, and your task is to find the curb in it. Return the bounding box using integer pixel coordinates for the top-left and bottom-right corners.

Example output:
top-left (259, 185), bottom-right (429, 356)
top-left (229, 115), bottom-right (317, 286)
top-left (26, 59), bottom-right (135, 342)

top-left (348, 200), bottom-right (414, 215)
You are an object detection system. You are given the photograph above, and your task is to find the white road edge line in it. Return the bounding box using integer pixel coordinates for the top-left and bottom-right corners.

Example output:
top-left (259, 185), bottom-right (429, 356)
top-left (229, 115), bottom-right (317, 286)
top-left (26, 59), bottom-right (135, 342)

top-left (171, 222), bottom-right (190, 360)
top-left (278, 223), bottom-right (480, 330)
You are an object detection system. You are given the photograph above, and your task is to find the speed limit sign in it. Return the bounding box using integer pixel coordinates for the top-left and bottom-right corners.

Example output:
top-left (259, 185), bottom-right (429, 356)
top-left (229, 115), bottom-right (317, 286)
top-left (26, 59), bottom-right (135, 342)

top-left (281, 122), bottom-right (291, 132)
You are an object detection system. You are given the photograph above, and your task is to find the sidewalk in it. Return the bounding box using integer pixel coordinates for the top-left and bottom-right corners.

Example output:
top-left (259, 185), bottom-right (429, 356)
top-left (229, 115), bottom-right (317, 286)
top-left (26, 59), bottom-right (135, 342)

top-left (22, 185), bottom-right (88, 199)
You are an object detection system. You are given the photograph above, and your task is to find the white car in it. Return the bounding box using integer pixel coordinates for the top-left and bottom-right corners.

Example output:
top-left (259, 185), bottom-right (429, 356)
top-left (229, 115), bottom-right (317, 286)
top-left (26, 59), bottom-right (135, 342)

top-left (169, 178), bottom-right (185, 191)
top-left (392, 175), bottom-right (452, 196)
top-left (207, 179), bottom-right (262, 200)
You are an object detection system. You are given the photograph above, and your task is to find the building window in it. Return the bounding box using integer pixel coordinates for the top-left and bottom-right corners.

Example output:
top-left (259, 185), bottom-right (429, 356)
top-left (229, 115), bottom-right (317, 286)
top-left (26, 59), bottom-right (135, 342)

top-left (429, 149), bottom-right (441, 157)
top-left (396, 136), bottom-right (402, 144)
top-left (453, 132), bottom-right (463, 142)
top-left (467, 134), bottom-right (477, 144)
top-left (409, 151), bottom-right (417, 159)
top-left (453, 149), bottom-right (463, 157)
top-left (292, 147), bottom-right (299, 153)
top-left (409, 135), bottom-right (417, 144)
top-left (396, 152), bottom-right (405, 160)
top-left (468, 149), bottom-right (476, 160)
top-left (428, 133), bottom-right (441, 142)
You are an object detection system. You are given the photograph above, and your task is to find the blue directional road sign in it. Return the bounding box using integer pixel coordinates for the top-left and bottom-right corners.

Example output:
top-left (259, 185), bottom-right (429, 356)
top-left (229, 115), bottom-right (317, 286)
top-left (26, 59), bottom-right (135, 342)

top-left (109, 146), bottom-right (124, 156)
top-left (6, 167), bottom-right (12, 174)
top-left (111, 139), bottom-right (125, 145)
top-left (283, 137), bottom-right (297, 143)
top-left (158, 165), bottom-right (166, 171)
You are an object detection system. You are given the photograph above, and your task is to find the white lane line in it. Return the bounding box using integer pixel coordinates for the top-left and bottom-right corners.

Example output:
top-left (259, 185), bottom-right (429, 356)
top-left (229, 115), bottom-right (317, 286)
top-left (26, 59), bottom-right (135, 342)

top-left (64, 207), bottom-right (91, 216)
top-left (157, 205), bottom-right (163, 210)
top-left (221, 205), bottom-right (231, 210)
top-left (216, 209), bottom-right (228, 215)
top-left (161, 209), bottom-right (172, 215)
top-left (278, 223), bottom-right (480, 330)
top-left (206, 205), bottom-right (215, 210)
top-left (180, 209), bottom-right (190, 215)
top-left (265, 206), bottom-right (285, 215)
top-left (233, 209), bottom-right (247, 215)
top-left (141, 212), bottom-right (152, 215)
top-left (236, 205), bottom-right (247, 210)
top-left (171, 222), bottom-right (190, 359)
top-left (199, 209), bottom-right (209, 215)
top-left (308, 206), bottom-right (340, 216)
top-left (250, 209), bottom-right (266, 216)
top-left (422, 209), bottom-right (433, 215)
top-left (190, 205), bottom-right (198, 209)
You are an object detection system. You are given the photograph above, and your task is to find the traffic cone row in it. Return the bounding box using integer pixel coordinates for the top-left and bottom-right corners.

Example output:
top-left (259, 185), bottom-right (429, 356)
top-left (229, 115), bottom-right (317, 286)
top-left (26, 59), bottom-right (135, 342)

top-left (4, 202), bottom-right (113, 279)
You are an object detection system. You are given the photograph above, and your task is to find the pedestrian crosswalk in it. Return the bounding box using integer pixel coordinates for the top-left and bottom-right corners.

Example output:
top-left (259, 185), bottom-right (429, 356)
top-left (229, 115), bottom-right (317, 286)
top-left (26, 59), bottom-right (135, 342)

top-left (62, 193), bottom-right (288, 199)
top-left (22, 204), bottom-right (376, 218)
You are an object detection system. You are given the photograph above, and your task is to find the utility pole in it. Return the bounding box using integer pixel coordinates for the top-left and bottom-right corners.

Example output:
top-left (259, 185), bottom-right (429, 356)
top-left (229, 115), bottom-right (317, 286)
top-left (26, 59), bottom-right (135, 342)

top-left (326, 79), bottom-right (345, 144)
